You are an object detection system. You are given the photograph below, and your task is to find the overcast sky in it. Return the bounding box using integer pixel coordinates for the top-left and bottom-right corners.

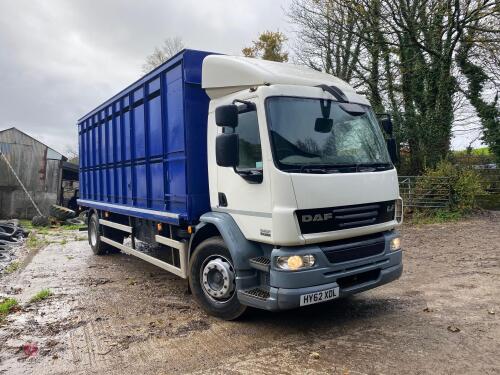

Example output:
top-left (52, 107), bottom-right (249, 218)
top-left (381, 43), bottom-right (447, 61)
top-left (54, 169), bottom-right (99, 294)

top-left (0, 0), bottom-right (478, 155)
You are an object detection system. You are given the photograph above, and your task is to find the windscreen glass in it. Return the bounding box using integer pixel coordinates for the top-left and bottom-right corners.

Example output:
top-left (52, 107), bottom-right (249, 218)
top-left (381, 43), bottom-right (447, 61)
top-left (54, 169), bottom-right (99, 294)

top-left (266, 97), bottom-right (391, 172)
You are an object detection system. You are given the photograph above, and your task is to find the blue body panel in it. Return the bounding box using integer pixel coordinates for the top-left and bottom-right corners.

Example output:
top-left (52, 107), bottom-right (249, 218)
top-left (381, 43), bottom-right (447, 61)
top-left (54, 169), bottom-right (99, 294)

top-left (77, 49), bottom-right (215, 225)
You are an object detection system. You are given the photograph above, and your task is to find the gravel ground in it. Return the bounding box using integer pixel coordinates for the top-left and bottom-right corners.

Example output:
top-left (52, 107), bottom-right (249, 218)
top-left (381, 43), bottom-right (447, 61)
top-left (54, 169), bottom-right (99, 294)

top-left (0, 213), bottom-right (499, 374)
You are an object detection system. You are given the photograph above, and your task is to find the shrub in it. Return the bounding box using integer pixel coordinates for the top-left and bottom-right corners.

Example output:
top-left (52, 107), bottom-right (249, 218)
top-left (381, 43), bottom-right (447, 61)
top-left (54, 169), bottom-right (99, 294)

top-left (418, 160), bottom-right (484, 213)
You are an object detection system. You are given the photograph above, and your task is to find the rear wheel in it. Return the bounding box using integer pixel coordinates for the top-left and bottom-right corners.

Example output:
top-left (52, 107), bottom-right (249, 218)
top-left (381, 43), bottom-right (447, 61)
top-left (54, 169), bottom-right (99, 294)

top-left (189, 237), bottom-right (246, 320)
top-left (88, 214), bottom-right (111, 255)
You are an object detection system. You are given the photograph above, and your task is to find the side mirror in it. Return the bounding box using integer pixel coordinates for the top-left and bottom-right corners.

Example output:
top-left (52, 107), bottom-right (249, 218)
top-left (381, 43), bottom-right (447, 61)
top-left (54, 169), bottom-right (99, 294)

top-left (386, 138), bottom-right (398, 164)
top-left (216, 133), bottom-right (239, 167)
top-left (314, 118), bottom-right (333, 133)
top-left (380, 117), bottom-right (393, 136)
top-left (215, 105), bottom-right (238, 128)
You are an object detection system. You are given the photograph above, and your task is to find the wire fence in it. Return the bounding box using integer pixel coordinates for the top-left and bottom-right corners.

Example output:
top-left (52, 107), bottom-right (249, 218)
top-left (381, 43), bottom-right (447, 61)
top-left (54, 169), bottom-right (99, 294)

top-left (398, 176), bottom-right (452, 209)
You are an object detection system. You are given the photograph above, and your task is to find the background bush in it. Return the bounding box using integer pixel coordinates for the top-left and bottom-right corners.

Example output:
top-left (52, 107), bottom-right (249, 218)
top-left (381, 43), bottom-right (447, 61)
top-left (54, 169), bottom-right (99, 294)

top-left (417, 161), bottom-right (485, 213)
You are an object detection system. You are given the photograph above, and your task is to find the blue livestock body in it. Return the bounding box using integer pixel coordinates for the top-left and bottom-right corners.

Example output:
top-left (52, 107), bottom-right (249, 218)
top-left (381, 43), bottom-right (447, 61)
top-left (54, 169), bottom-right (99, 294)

top-left (77, 49), bottom-right (215, 225)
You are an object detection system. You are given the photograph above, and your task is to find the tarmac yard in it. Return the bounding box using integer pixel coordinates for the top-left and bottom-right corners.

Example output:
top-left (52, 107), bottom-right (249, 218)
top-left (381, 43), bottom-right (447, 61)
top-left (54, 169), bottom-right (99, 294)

top-left (0, 213), bottom-right (499, 374)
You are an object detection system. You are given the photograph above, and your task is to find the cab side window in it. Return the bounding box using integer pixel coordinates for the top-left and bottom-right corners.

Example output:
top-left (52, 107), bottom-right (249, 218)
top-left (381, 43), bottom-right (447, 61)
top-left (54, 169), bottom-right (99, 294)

top-left (225, 108), bottom-right (262, 170)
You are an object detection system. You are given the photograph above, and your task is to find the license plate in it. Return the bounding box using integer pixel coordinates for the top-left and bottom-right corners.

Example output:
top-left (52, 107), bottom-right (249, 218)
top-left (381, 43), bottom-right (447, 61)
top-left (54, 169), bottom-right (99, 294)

top-left (300, 287), bottom-right (339, 306)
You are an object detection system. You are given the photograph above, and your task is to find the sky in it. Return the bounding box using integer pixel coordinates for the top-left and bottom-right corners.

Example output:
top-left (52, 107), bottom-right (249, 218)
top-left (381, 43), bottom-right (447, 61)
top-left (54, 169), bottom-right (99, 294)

top-left (0, 0), bottom-right (480, 156)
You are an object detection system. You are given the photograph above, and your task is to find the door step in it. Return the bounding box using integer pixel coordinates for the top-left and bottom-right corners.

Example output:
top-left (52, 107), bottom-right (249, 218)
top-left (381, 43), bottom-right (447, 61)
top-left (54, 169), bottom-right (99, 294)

top-left (249, 256), bottom-right (271, 272)
top-left (240, 287), bottom-right (270, 300)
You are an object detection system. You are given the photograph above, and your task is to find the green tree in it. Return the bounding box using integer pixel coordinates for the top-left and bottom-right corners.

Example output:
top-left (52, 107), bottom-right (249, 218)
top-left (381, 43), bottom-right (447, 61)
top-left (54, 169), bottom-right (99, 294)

top-left (456, 26), bottom-right (500, 163)
top-left (288, 0), bottom-right (500, 173)
top-left (242, 31), bottom-right (289, 62)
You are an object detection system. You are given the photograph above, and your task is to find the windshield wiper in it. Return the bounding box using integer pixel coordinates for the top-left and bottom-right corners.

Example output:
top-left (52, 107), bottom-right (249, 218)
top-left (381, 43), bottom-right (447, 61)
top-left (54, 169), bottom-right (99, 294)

top-left (355, 163), bottom-right (393, 171)
top-left (298, 164), bottom-right (355, 174)
top-left (285, 163), bottom-right (393, 174)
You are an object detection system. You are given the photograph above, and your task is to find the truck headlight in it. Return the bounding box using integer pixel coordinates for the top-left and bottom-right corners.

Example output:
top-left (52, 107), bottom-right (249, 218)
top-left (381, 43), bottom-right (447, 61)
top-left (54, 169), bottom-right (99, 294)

top-left (390, 237), bottom-right (401, 251)
top-left (276, 255), bottom-right (315, 271)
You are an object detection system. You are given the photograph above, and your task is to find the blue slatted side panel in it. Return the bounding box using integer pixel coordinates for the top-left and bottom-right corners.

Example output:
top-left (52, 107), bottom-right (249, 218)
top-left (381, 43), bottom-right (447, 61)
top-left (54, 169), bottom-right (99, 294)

top-left (77, 49), bottom-right (213, 224)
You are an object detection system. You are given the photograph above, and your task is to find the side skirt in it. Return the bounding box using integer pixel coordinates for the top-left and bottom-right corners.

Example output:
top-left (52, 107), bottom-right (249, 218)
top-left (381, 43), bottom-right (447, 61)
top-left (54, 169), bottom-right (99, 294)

top-left (98, 218), bottom-right (188, 279)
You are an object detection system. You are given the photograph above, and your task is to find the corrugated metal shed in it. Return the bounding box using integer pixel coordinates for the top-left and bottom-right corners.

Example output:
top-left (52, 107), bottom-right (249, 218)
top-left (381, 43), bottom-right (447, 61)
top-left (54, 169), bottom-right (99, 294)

top-left (0, 127), bottom-right (72, 219)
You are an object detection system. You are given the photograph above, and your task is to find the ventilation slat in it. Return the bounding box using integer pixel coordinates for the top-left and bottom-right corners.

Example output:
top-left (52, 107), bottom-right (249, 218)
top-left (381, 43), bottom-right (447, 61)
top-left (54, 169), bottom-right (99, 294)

top-left (338, 218), bottom-right (377, 228)
top-left (334, 211), bottom-right (378, 220)
top-left (333, 204), bottom-right (380, 214)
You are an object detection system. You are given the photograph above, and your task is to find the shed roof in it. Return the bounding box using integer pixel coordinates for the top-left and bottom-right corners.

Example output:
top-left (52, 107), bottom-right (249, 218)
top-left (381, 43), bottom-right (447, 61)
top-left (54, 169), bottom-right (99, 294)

top-left (0, 127), bottom-right (67, 161)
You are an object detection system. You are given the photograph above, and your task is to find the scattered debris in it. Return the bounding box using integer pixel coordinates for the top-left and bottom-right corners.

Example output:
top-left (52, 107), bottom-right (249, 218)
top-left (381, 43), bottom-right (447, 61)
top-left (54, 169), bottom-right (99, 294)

top-left (97, 348), bottom-right (112, 356)
top-left (488, 309), bottom-right (495, 315)
top-left (310, 352), bottom-right (321, 359)
top-left (32, 215), bottom-right (50, 227)
top-left (447, 325), bottom-right (461, 333)
top-left (22, 342), bottom-right (38, 357)
top-left (423, 307), bottom-right (433, 312)
top-left (0, 220), bottom-right (30, 274)
top-left (88, 277), bottom-right (112, 287)
top-left (174, 320), bottom-right (211, 336)
top-left (49, 205), bottom-right (76, 221)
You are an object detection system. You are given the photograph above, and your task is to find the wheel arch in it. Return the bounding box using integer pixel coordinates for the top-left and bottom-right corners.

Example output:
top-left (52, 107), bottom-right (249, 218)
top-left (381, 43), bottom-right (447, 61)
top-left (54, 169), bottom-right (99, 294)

top-left (188, 212), bottom-right (263, 271)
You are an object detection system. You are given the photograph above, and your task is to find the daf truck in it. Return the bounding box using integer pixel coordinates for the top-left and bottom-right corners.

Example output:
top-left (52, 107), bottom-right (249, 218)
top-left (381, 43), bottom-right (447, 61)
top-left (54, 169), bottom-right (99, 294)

top-left (77, 49), bottom-right (403, 320)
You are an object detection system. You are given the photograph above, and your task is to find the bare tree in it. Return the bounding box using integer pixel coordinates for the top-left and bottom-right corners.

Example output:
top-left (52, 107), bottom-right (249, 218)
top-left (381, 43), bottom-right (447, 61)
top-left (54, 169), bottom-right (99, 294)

top-left (142, 37), bottom-right (184, 73)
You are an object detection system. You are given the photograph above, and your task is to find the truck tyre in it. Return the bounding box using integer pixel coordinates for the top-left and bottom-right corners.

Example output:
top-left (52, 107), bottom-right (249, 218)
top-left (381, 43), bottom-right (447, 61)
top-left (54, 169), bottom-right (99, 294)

top-left (50, 205), bottom-right (76, 221)
top-left (88, 214), bottom-right (110, 255)
top-left (189, 237), bottom-right (247, 320)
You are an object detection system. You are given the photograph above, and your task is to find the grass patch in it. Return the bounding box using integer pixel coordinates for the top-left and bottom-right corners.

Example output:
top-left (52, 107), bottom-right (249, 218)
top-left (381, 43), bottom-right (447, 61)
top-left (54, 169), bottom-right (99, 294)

top-left (0, 298), bottom-right (19, 320)
top-left (26, 233), bottom-right (49, 249)
top-left (408, 209), bottom-right (463, 224)
top-left (19, 220), bottom-right (34, 229)
top-left (29, 289), bottom-right (53, 303)
top-left (61, 224), bottom-right (85, 231)
top-left (4, 261), bottom-right (20, 274)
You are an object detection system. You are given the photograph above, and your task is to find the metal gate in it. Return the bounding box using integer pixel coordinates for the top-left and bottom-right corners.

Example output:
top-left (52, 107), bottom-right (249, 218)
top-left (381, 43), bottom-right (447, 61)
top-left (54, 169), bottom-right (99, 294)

top-left (398, 176), bottom-right (452, 209)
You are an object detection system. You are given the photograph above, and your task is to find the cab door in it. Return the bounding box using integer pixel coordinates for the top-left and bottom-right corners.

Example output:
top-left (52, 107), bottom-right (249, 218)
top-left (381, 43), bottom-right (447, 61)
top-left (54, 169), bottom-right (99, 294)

top-left (215, 98), bottom-right (273, 242)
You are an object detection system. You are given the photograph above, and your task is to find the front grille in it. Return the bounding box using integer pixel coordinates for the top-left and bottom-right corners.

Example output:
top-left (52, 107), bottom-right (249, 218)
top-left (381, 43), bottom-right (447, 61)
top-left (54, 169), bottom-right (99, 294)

top-left (296, 200), bottom-right (395, 234)
top-left (321, 232), bottom-right (385, 264)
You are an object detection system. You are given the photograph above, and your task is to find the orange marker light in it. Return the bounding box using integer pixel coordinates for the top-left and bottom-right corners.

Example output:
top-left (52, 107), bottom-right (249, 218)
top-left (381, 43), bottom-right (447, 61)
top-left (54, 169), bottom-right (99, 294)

top-left (157, 223), bottom-right (163, 232)
top-left (187, 226), bottom-right (193, 234)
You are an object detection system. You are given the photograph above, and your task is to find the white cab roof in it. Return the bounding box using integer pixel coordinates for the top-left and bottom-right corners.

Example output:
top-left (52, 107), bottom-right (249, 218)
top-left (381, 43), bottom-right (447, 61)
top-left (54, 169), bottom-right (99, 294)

top-left (202, 55), bottom-right (363, 103)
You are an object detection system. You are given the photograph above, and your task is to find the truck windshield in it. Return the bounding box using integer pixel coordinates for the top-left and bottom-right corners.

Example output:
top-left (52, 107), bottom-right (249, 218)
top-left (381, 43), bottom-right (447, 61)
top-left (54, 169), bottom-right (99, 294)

top-left (266, 97), bottom-right (392, 172)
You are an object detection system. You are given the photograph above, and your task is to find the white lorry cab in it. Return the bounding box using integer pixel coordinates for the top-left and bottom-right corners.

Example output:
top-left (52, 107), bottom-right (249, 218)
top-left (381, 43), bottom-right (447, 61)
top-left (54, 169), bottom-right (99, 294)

top-left (78, 50), bottom-right (403, 320)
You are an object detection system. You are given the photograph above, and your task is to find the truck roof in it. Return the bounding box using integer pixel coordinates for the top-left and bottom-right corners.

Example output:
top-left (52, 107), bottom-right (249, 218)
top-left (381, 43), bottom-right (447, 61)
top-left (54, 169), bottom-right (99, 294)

top-left (202, 55), bottom-right (364, 103)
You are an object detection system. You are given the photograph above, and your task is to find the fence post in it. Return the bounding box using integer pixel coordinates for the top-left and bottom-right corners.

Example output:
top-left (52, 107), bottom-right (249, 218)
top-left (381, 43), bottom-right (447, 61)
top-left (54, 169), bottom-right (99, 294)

top-left (448, 178), bottom-right (452, 208)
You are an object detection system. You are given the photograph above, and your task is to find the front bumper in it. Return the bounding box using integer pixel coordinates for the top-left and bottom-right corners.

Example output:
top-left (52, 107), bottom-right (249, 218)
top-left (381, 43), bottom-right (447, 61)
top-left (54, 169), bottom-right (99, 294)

top-left (237, 231), bottom-right (403, 311)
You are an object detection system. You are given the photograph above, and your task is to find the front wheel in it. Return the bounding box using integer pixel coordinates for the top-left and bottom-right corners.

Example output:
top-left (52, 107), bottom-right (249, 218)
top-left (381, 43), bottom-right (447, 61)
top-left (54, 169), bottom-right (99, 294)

top-left (189, 237), bottom-right (246, 320)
